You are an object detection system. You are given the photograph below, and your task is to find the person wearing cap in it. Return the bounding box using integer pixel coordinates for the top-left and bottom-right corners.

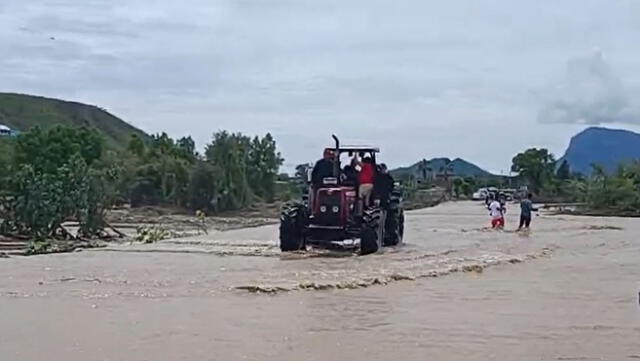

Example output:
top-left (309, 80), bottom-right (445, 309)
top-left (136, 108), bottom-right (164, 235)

top-left (311, 149), bottom-right (335, 187)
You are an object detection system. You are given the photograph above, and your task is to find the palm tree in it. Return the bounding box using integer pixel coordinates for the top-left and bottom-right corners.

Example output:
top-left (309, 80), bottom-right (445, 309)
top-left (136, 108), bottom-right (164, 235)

top-left (418, 159), bottom-right (428, 180)
top-left (440, 159), bottom-right (454, 196)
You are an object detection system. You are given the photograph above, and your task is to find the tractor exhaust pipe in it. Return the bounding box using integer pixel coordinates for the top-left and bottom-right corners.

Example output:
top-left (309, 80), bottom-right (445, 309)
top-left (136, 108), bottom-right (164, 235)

top-left (331, 134), bottom-right (340, 178)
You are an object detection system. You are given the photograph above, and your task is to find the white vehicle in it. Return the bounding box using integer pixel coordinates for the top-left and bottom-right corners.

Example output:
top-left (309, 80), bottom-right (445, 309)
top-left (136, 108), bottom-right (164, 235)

top-left (0, 124), bottom-right (11, 136)
top-left (472, 188), bottom-right (489, 201)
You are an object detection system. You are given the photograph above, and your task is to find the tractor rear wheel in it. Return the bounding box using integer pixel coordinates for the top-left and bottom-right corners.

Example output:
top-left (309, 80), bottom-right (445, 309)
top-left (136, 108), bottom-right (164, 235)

top-left (383, 208), bottom-right (404, 246)
top-left (360, 207), bottom-right (383, 255)
top-left (279, 204), bottom-right (306, 252)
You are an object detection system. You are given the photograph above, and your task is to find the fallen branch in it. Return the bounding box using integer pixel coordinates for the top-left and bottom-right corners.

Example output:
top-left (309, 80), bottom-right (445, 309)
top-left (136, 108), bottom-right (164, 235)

top-left (58, 225), bottom-right (78, 240)
top-left (104, 221), bottom-right (128, 238)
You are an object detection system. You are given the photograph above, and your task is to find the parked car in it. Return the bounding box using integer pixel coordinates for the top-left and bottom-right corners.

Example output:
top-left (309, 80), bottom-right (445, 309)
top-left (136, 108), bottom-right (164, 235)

top-left (472, 188), bottom-right (488, 201)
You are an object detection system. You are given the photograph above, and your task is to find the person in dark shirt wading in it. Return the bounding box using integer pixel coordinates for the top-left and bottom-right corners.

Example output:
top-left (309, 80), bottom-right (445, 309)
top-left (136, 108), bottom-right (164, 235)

top-left (517, 193), bottom-right (538, 232)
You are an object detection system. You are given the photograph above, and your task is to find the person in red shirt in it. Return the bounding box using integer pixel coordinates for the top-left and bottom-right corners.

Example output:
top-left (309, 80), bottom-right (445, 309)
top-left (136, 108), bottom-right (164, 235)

top-left (353, 154), bottom-right (375, 208)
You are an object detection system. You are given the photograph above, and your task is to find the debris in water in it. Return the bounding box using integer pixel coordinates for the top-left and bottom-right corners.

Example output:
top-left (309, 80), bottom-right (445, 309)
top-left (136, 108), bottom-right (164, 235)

top-left (236, 285), bottom-right (290, 294)
top-left (584, 225), bottom-right (623, 231)
top-left (299, 282), bottom-right (335, 290)
top-left (462, 265), bottom-right (484, 273)
top-left (389, 274), bottom-right (416, 281)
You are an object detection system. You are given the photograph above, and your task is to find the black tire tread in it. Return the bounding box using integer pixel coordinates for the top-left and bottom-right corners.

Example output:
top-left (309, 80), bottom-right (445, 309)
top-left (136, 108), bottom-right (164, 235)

top-left (279, 204), bottom-right (306, 252)
top-left (383, 208), bottom-right (404, 246)
top-left (360, 208), bottom-right (382, 255)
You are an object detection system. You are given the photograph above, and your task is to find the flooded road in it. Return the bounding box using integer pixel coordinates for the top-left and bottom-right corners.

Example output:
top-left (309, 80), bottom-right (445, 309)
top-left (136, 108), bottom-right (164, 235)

top-left (1, 202), bottom-right (639, 360)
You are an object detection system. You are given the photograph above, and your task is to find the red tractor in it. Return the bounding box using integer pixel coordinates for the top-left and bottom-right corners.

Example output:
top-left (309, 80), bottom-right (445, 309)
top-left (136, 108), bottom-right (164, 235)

top-left (279, 135), bottom-right (405, 255)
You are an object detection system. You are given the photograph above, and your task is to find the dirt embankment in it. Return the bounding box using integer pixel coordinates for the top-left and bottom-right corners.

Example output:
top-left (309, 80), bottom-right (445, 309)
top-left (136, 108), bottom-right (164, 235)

top-left (106, 204), bottom-right (280, 240)
top-left (0, 203), bottom-right (281, 256)
top-left (404, 186), bottom-right (448, 210)
top-left (542, 203), bottom-right (640, 218)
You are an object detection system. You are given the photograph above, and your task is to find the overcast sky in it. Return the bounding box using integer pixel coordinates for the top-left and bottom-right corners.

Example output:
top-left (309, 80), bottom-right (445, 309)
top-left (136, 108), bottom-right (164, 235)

top-left (2, 0), bottom-right (640, 173)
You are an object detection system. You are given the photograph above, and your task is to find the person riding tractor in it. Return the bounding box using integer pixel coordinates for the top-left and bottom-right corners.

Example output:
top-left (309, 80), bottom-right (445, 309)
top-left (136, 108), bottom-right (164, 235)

top-left (280, 135), bottom-right (404, 255)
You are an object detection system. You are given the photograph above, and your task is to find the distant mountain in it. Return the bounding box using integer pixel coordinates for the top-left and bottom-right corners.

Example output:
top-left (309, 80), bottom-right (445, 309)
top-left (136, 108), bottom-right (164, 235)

top-left (0, 93), bottom-right (148, 149)
top-left (391, 157), bottom-right (492, 178)
top-left (560, 127), bottom-right (640, 174)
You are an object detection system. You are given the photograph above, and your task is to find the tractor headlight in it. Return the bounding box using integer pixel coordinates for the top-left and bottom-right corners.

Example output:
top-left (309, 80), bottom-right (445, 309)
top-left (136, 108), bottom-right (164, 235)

top-left (332, 206), bottom-right (340, 213)
top-left (320, 206), bottom-right (327, 213)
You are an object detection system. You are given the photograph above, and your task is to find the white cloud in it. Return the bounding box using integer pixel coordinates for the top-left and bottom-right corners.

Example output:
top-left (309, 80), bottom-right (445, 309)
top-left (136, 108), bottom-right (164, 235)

top-left (2, 0), bottom-right (640, 171)
top-left (538, 50), bottom-right (640, 125)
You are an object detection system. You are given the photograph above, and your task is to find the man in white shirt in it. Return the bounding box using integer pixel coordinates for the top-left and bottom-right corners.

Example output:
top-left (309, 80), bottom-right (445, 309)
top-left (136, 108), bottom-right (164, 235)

top-left (488, 195), bottom-right (505, 229)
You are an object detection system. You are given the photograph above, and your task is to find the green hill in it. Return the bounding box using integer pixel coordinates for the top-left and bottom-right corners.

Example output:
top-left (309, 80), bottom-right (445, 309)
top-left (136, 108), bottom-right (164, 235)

top-left (0, 93), bottom-right (148, 148)
top-left (392, 157), bottom-right (493, 178)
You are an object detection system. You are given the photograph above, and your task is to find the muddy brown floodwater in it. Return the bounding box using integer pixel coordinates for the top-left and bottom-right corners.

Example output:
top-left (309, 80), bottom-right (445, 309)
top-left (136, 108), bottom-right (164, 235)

top-left (1, 202), bottom-right (639, 361)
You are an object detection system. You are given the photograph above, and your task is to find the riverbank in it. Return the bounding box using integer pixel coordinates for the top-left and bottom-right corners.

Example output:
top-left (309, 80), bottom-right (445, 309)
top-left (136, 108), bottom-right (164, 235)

top-left (541, 202), bottom-right (640, 218)
top-left (0, 204), bottom-right (280, 256)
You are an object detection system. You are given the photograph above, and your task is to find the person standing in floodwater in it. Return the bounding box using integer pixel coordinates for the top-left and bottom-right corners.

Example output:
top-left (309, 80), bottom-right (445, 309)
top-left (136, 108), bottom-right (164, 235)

top-left (352, 153), bottom-right (375, 208)
top-left (488, 194), bottom-right (505, 229)
top-left (517, 193), bottom-right (538, 231)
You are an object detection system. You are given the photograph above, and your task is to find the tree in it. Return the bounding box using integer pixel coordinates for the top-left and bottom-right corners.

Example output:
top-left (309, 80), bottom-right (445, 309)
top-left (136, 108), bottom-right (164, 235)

top-left (14, 126), bottom-right (104, 173)
top-left (1, 127), bottom-right (118, 240)
top-left (556, 160), bottom-right (571, 180)
top-left (120, 130), bottom-right (283, 211)
top-left (511, 148), bottom-right (556, 193)
top-left (127, 134), bottom-right (146, 157)
top-left (418, 159), bottom-right (428, 180)
top-left (187, 161), bottom-right (220, 211)
top-left (452, 178), bottom-right (474, 199)
top-left (0, 138), bottom-right (14, 190)
top-left (452, 178), bottom-right (464, 198)
top-left (203, 131), bottom-right (283, 209)
top-left (205, 131), bottom-right (253, 210)
top-left (440, 159), bottom-right (454, 197)
top-left (124, 132), bottom-right (194, 207)
top-left (461, 181), bottom-right (473, 197)
top-left (247, 133), bottom-right (283, 202)
top-left (177, 136), bottom-right (196, 160)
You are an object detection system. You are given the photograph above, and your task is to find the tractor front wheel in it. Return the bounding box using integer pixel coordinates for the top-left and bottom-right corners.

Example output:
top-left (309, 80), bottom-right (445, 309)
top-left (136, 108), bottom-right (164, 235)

top-left (360, 208), bottom-right (383, 255)
top-left (279, 204), bottom-right (306, 252)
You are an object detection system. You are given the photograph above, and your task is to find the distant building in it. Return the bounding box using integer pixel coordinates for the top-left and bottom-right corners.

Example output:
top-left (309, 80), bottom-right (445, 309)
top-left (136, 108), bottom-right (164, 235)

top-left (0, 124), bottom-right (19, 137)
top-left (0, 124), bottom-right (11, 136)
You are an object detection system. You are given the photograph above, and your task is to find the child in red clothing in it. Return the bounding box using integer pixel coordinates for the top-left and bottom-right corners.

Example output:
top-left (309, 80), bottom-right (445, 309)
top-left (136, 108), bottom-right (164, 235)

top-left (488, 196), bottom-right (505, 229)
top-left (352, 154), bottom-right (375, 208)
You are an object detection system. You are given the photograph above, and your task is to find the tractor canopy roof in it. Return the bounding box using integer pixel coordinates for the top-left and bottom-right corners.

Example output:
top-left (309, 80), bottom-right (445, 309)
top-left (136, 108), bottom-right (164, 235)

top-left (324, 145), bottom-right (380, 154)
